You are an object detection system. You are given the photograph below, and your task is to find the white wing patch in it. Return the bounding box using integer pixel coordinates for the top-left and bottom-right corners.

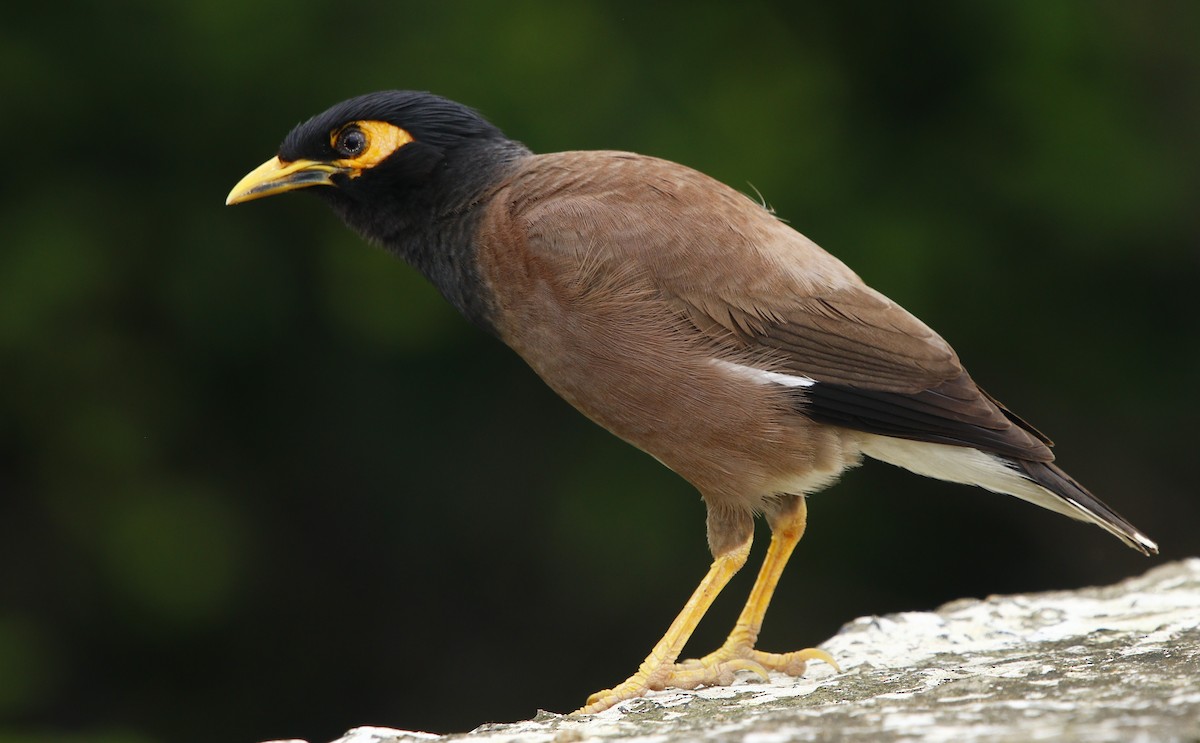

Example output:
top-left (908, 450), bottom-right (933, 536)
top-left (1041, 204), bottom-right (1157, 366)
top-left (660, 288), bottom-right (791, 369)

top-left (710, 358), bottom-right (816, 388)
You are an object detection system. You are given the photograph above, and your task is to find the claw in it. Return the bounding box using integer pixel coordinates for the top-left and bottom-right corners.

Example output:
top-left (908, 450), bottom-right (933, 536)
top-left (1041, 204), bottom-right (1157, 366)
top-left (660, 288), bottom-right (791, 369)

top-left (787, 647), bottom-right (841, 674)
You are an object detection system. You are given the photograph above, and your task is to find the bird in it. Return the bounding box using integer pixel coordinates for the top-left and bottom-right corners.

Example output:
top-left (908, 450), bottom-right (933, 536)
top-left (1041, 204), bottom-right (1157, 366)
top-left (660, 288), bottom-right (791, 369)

top-left (226, 90), bottom-right (1158, 714)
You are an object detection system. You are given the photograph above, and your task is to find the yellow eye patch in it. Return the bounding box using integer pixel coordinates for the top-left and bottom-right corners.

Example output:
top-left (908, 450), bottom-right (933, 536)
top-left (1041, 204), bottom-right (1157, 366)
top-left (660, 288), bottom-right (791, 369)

top-left (330, 121), bottom-right (414, 176)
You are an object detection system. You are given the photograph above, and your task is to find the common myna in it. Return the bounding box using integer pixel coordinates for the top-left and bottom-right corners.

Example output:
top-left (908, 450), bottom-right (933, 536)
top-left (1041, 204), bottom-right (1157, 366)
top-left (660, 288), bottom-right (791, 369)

top-left (227, 91), bottom-right (1157, 714)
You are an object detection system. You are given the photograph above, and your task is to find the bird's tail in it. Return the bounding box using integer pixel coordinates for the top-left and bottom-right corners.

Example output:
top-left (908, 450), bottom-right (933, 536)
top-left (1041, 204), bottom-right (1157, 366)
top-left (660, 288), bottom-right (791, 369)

top-left (856, 435), bottom-right (1158, 555)
top-left (1006, 458), bottom-right (1158, 555)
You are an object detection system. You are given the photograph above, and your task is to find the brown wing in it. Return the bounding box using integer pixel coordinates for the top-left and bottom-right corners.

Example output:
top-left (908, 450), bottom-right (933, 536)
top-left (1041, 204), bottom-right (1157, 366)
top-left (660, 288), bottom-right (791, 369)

top-left (673, 292), bottom-right (1053, 460)
top-left (504, 151), bottom-right (1053, 461)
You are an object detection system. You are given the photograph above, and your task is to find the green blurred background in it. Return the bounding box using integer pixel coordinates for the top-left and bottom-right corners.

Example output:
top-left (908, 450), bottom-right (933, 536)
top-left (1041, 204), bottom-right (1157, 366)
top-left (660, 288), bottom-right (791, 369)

top-left (2, 2), bottom-right (1197, 742)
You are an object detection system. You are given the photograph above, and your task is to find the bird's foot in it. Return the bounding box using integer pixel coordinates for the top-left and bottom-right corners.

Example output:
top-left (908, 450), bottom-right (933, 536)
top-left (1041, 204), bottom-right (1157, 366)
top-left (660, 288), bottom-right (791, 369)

top-left (577, 661), bottom-right (676, 715)
top-left (675, 641), bottom-right (840, 685)
top-left (577, 642), bottom-right (839, 714)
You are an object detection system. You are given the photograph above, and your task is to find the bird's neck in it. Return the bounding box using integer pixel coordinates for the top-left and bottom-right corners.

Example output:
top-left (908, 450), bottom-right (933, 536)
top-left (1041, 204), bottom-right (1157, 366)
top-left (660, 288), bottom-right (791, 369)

top-left (339, 139), bottom-right (531, 335)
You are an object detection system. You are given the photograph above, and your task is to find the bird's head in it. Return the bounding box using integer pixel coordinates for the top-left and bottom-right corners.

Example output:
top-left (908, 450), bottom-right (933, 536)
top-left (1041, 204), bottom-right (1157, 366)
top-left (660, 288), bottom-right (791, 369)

top-left (226, 90), bottom-right (513, 213)
top-left (226, 91), bottom-right (527, 329)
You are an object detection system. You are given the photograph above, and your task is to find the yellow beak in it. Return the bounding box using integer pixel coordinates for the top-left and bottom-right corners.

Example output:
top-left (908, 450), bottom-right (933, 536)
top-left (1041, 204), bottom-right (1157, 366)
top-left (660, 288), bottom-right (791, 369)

top-left (225, 156), bottom-right (344, 205)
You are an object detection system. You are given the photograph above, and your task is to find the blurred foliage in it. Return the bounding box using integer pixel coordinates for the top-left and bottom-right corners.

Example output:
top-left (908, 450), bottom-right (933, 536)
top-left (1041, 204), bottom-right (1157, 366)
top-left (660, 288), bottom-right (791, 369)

top-left (1, 2), bottom-right (1198, 742)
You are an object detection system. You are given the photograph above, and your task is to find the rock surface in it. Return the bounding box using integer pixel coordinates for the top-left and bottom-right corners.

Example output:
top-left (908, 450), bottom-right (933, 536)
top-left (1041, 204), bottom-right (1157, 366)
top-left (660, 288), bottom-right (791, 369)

top-left (268, 559), bottom-right (1200, 743)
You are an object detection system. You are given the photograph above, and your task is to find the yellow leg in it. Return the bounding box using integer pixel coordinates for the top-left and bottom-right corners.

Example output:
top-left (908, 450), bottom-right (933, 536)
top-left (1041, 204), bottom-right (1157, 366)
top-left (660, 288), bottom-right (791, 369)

top-left (736, 496), bottom-right (808, 643)
top-left (578, 537), bottom-right (752, 714)
top-left (676, 497), bottom-right (839, 682)
top-left (577, 499), bottom-right (838, 714)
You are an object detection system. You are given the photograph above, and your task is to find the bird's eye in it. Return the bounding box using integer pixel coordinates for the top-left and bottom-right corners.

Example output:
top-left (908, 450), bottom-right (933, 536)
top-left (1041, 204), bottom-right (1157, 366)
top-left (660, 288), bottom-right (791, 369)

top-left (335, 127), bottom-right (368, 157)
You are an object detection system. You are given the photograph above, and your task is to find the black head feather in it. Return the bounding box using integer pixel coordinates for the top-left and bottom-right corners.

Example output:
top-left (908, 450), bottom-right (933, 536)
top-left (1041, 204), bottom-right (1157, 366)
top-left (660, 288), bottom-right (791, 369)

top-left (279, 90), bottom-right (507, 161)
